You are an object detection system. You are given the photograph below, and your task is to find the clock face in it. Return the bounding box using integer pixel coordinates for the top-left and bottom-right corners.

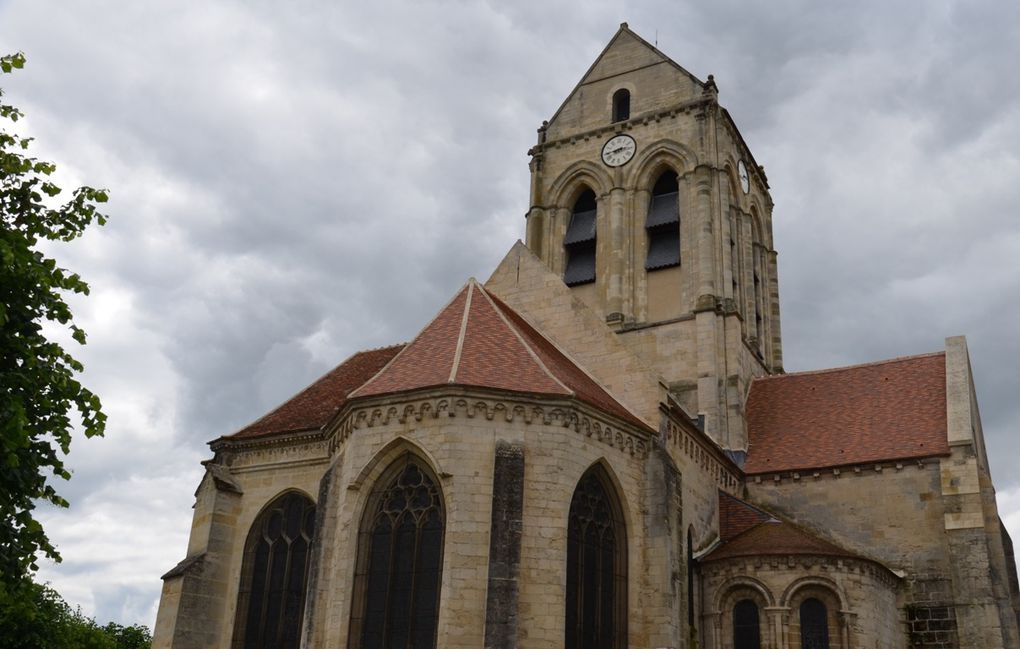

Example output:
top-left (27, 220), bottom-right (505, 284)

top-left (601, 134), bottom-right (636, 167)
top-left (737, 160), bottom-right (750, 194)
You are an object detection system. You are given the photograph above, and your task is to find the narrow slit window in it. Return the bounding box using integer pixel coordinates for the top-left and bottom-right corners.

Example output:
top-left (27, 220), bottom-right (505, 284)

top-left (733, 599), bottom-right (761, 649)
top-left (646, 173), bottom-right (680, 270)
top-left (800, 598), bottom-right (830, 649)
top-left (564, 190), bottom-right (597, 286)
top-left (612, 89), bottom-right (630, 123)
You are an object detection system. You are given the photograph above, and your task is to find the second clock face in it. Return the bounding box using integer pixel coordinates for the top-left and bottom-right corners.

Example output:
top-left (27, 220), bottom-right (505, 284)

top-left (601, 134), bottom-right (636, 167)
top-left (738, 160), bottom-right (750, 194)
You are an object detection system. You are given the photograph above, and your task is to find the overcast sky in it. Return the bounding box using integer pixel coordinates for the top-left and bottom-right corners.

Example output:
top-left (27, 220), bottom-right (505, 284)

top-left (2, 0), bottom-right (1019, 630)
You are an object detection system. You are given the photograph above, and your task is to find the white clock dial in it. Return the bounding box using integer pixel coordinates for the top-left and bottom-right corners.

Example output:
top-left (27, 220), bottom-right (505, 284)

top-left (738, 159), bottom-right (750, 194)
top-left (601, 134), bottom-right (636, 167)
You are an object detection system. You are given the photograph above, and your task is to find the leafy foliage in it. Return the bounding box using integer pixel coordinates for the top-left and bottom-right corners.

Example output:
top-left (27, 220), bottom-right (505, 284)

top-left (0, 579), bottom-right (152, 649)
top-left (0, 52), bottom-right (110, 584)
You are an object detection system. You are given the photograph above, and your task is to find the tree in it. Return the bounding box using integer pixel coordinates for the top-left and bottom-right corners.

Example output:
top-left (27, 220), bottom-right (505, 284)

top-left (0, 51), bottom-right (109, 586)
top-left (0, 580), bottom-right (152, 649)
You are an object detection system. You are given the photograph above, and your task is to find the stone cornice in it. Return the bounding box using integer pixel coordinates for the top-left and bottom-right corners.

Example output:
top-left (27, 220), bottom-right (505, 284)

top-left (662, 412), bottom-right (743, 492)
top-left (746, 457), bottom-right (945, 484)
top-left (326, 387), bottom-right (653, 459)
top-left (529, 95), bottom-right (714, 157)
top-left (701, 553), bottom-right (901, 589)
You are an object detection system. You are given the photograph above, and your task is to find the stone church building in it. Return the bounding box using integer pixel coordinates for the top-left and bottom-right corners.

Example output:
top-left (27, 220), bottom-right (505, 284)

top-left (153, 25), bottom-right (1020, 649)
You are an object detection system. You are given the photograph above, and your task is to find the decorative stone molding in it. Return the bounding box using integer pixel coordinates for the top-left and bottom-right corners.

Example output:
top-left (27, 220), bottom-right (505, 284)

top-left (662, 419), bottom-right (741, 491)
top-left (211, 431), bottom-right (330, 472)
top-left (327, 392), bottom-right (651, 459)
top-left (748, 457), bottom-right (943, 486)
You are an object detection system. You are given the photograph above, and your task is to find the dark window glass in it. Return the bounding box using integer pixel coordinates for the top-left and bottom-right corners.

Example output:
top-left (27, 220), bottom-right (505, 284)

top-left (612, 89), bottom-right (630, 122)
top-left (646, 173), bottom-right (680, 270)
top-left (232, 492), bottom-right (316, 649)
top-left (800, 598), bottom-right (830, 649)
top-left (733, 599), bottom-right (761, 649)
top-left (565, 190), bottom-right (598, 286)
top-left (350, 459), bottom-right (444, 649)
top-left (565, 469), bottom-right (626, 649)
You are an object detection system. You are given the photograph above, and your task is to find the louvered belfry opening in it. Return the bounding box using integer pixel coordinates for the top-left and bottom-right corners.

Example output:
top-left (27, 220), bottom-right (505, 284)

top-left (565, 467), bottom-right (627, 649)
top-left (349, 457), bottom-right (444, 649)
top-left (232, 492), bottom-right (316, 649)
top-left (733, 599), bottom-right (762, 649)
top-left (800, 598), bottom-right (830, 649)
top-left (612, 88), bottom-right (630, 122)
top-left (564, 189), bottom-right (598, 286)
top-left (645, 172), bottom-right (680, 270)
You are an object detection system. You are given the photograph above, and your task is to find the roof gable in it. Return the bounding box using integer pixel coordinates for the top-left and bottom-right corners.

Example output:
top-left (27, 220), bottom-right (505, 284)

top-left (545, 25), bottom-right (705, 140)
top-left (744, 352), bottom-right (949, 474)
top-left (719, 490), bottom-right (774, 541)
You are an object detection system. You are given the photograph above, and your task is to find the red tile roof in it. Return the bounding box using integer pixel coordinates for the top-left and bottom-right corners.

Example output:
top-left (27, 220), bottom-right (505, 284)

top-left (228, 344), bottom-right (405, 439)
top-left (702, 517), bottom-right (860, 563)
top-left (705, 492), bottom-right (862, 563)
top-left (719, 490), bottom-right (773, 541)
top-left (352, 280), bottom-right (649, 429)
top-left (744, 352), bottom-right (949, 474)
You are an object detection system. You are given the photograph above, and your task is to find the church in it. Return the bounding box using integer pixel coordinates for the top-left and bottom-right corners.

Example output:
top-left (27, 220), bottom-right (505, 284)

top-left (152, 25), bottom-right (1020, 649)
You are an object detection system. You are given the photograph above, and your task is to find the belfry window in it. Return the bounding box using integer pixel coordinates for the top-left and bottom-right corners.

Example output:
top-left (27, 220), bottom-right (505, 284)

top-left (646, 172), bottom-right (681, 270)
top-left (349, 458), bottom-right (444, 649)
top-left (612, 89), bottom-right (630, 122)
top-left (232, 492), bottom-right (316, 649)
top-left (565, 467), bottom-right (626, 649)
top-left (564, 189), bottom-right (598, 286)
top-left (800, 598), bottom-right (830, 649)
top-left (733, 599), bottom-right (761, 649)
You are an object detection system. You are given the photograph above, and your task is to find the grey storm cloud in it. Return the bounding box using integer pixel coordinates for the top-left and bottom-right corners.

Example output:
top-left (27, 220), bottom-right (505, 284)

top-left (1, 0), bottom-right (1018, 628)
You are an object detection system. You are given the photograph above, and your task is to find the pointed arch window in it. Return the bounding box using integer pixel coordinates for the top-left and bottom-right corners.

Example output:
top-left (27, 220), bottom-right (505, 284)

top-left (232, 492), bottom-right (316, 649)
top-left (349, 458), bottom-right (444, 649)
top-left (800, 598), bottom-right (830, 649)
top-left (733, 599), bottom-right (761, 649)
top-left (564, 189), bottom-right (598, 286)
top-left (565, 467), bottom-right (627, 649)
top-left (646, 172), bottom-right (680, 270)
top-left (612, 89), bottom-right (630, 123)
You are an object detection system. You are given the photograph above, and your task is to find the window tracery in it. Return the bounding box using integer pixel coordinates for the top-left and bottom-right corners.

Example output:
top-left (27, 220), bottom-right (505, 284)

top-left (232, 492), bottom-right (316, 649)
top-left (349, 458), bottom-right (444, 649)
top-left (565, 468), bottom-right (626, 649)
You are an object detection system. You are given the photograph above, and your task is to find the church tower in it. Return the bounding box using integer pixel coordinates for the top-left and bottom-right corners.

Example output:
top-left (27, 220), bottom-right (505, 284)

top-left (524, 24), bottom-right (783, 452)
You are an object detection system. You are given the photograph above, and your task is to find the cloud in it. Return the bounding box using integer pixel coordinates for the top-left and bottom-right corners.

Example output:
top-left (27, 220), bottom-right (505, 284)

top-left (3, 0), bottom-right (1020, 630)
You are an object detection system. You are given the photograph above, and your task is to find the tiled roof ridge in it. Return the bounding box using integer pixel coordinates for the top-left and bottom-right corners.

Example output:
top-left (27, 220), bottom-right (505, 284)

top-left (348, 281), bottom-right (474, 399)
top-left (484, 291), bottom-right (650, 430)
top-left (472, 282), bottom-right (574, 396)
top-left (447, 281), bottom-right (474, 383)
top-left (226, 343), bottom-right (406, 440)
top-left (755, 350), bottom-right (945, 382)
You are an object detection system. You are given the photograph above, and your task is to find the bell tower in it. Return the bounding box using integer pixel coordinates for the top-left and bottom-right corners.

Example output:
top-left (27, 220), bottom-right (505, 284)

top-left (524, 24), bottom-right (782, 452)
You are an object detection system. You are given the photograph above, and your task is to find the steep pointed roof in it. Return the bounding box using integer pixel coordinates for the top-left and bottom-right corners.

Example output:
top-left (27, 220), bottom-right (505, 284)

top-left (351, 279), bottom-right (649, 430)
top-left (545, 23), bottom-right (705, 135)
top-left (228, 344), bottom-right (405, 440)
top-left (744, 352), bottom-right (949, 474)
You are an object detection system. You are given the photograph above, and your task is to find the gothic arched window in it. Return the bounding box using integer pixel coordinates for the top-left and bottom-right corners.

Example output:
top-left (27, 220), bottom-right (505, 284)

top-left (612, 89), bottom-right (630, 122)
top-left (349, 458), bottom-right (444, 649)
top-left (800, 598), bottom-right (830, 649)
top-left (565, 467), bottom-right (626, 649)
top-left (646, 172), bottom-right (680, 270)
top-left (232, 491), bottom-right (316, 649)
top-left (564, 189), bottom-right (598, 286)
top-left (733, 599), bottom-right (761, 649)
